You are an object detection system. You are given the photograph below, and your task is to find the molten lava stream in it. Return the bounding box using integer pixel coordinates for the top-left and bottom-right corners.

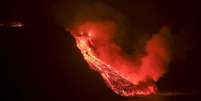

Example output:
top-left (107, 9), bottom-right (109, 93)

top-left (70, 32), bottom-right (158, 97)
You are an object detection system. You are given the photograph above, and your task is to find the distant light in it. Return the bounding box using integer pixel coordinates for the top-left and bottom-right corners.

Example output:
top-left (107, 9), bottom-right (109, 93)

top-left (0, 21), bottom-right (24, 28)
top-left (10, 21), bottom-right (24, 27)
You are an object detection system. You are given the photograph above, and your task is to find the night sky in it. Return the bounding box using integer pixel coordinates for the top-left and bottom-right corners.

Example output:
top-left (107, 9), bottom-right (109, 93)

top-left (2, 0), bottom-right (201, 101)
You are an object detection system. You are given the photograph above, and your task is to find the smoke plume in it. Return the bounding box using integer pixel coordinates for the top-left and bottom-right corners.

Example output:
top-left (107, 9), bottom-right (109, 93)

top-left (67, 2), bottom-right (171, 96)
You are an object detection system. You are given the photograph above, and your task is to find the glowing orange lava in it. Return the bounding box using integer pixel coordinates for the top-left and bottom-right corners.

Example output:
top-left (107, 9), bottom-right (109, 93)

top-left (69, 21), bottom-right (170, 97)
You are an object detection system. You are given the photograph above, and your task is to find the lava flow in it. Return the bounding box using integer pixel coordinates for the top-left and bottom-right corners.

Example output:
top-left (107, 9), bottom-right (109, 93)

top-left (68, 21), bottom-right (170, 97)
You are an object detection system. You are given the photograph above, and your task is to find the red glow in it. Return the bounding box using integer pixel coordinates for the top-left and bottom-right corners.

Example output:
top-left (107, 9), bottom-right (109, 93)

top-left (69, 21), bottom-right (170, 96)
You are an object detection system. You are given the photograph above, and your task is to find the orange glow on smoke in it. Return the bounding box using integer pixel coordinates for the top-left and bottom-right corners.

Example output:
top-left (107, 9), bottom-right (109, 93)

top-left (69, 21), bottom-right (170, 96)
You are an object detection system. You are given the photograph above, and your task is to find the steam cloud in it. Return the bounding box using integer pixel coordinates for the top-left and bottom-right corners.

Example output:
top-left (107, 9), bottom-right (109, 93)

top-left (68, 2), bottom-right (171, 96)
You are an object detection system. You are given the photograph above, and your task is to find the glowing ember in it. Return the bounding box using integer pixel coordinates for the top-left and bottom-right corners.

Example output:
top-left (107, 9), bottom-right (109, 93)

top-left (69, 21), bottom-right (170, 97)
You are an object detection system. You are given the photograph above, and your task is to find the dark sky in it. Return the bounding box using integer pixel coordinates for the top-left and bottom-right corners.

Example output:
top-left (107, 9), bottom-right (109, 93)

top-left (2, 0), bottom-right (201, 101)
